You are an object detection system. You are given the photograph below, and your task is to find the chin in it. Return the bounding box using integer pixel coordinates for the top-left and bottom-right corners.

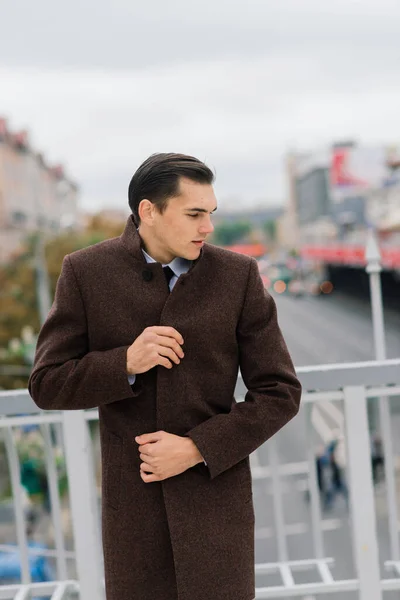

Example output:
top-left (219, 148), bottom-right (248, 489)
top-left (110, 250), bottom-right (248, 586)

top-left (189, 247), bottom-right (202, 259)
top-left (175, 245), bottom-right (198, 260)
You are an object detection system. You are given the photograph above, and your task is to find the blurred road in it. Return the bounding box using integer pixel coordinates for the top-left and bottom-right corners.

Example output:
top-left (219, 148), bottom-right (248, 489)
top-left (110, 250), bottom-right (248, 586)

top-left (253, 291), bottom-right (400, 598)
top-left (277, 290), bottom-right (400, 367)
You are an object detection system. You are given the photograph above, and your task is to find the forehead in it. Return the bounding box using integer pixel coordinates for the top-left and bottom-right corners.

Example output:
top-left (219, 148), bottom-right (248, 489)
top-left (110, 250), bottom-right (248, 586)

top-left (171, 177), bottom-right (217, 210)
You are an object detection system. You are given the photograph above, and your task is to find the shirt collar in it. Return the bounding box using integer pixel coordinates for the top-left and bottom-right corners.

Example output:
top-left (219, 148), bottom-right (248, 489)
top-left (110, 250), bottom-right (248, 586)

top-left (141, 249), bottom-right (191, 278)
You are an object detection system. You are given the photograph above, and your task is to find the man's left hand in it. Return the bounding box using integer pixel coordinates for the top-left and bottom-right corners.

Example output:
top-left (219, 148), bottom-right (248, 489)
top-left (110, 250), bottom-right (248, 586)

top-left (135, 431), bottom-right (204, 483)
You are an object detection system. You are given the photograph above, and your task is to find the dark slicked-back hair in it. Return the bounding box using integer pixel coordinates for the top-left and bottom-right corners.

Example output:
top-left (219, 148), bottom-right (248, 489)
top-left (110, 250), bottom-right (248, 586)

top-left (128, 153), bottom-right (215, 225)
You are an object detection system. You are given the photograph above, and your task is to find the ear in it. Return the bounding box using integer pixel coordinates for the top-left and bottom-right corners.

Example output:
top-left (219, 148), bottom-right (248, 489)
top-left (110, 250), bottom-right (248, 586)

top-left (138, 199), bottom-right (155, 225)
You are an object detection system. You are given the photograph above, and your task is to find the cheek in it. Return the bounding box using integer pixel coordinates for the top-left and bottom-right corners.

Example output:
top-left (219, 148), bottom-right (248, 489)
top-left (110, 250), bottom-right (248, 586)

top-left (164, 225), bottom-right (183, 247)
top-left (171, 222), bottom-right (192, 241)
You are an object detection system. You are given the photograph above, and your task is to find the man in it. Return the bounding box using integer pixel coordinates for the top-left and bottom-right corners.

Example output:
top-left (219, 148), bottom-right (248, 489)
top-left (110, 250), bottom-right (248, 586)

top-left (29, 153), bottom-right (301, 600)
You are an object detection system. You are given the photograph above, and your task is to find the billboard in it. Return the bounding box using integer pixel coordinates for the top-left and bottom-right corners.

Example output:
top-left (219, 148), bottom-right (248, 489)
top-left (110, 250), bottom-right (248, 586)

top-left (330, 145), bottom-right (400, 203)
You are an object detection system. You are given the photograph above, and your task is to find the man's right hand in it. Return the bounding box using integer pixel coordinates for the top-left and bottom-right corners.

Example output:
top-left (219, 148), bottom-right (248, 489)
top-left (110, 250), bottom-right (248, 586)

top-left (126, 326), bottom-right (184, 375)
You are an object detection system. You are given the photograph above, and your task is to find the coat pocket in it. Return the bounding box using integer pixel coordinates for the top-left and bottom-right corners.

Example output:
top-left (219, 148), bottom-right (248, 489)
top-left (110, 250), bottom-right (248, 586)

top-left (104, 431), bottom-right (123, 511)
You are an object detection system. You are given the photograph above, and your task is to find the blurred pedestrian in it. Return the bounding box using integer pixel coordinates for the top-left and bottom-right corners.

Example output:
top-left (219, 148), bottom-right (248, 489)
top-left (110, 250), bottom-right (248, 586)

top-left (323, 435), bottom-right (348, 510)
top-left (371, 434), bottom-right (384, 483)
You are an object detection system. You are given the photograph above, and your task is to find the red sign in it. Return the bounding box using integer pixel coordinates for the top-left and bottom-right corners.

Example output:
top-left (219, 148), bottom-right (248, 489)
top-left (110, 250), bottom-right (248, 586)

top-left (301, 244), bottom-right (400, 268)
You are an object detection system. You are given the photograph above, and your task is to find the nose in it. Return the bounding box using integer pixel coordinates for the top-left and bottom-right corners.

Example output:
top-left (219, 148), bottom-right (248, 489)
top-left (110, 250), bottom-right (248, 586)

top-left (199, 216), bottom-right (214, 236)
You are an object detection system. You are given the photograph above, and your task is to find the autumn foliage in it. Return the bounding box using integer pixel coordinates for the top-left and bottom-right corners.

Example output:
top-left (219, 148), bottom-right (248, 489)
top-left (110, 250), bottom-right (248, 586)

top-left (0, 214), bottom-right (126, 389)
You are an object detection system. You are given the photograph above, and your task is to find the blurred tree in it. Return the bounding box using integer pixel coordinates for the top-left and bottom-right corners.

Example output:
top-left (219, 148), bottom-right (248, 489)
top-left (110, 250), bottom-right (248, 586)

top-left (212, 220), bottom-right (252, 246)
top-left (0, 213), bottom-right (126, 390)
top-left (262, 220), bottom-right (277, 242)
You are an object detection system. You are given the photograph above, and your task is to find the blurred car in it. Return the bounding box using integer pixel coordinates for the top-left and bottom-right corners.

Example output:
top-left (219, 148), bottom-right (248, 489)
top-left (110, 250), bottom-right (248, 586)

top-left (304, 276), bottom-right (334, 296)
top-left (287, 278), bottom-right (306, 297)
top-left (265, 264), bottom-right (294, 294)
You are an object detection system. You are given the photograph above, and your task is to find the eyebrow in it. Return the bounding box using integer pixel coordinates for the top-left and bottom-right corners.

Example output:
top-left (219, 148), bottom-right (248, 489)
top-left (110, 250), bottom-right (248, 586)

top-left (185, 207), bottom-right (218, 214)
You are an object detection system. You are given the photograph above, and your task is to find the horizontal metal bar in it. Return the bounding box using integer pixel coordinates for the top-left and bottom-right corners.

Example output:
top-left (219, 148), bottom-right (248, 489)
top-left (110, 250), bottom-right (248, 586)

top-left (255, 579), bottom-right (359, 598)
top-left (252, 461), bottom-right (309, 479)
top-left (239, 359), bottom-right (400, 392)
top-left (0, 544), bottom-right (76, 560)
top-left (255, 558), bottom-right (334, 574)
top-left (366, 385), bottom-right (400, 399)
top-left (381, 579), bottom-right (400, 591)
top-left (0, 581), bottom-right (79, 599)
top-left (256, 518), bottom-right (342, 540)
top-left (300, 391), bottom-right (345, 404)
top-left (84, 408), bottom-right (99, 420)
top-left (0, 390), bottom-right (39, 416)
top-left (1, 358), bottom-right (399, 416)
top-left (385, 561), bottom-right (400, 576)
top-left (297, 359), bottom-right (400, 391)
top-left (0, 413), bottom-right (62, 427)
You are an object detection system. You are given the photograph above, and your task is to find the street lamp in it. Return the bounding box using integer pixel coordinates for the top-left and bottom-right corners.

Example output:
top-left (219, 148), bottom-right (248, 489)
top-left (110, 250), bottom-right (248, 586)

top-left (365, 228), bottom-right (386, 363)
top-left (365, 227), bottom-right (400, 563)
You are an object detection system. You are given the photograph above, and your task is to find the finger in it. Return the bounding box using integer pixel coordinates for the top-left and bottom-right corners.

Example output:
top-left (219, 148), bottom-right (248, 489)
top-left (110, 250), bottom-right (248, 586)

top-left (157, 356), bottom-right (173, 369)
top-left (135, 432), bottom-right (163, 444)
top-left (157, 346), bottom-right (181, 365)
top-left (140, 471), bottom-right (161, 483)
top-left (146, 326), bottom-right (184, 345)
top-left (139, 445), bottom-right (155, 457)
top-left (139, 452), bottom-right (154, 462)
top-left (156, 337), bottom-right (184, 359)
top-left (140, 461), bottom-right (155, 474)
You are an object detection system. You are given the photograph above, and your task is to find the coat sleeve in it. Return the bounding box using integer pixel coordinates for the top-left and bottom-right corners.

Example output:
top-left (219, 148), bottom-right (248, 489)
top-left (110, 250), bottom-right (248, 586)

top-left (28, 255), bottom-right (137, 411)
top-left (186, 257), bottom-right (302, 479)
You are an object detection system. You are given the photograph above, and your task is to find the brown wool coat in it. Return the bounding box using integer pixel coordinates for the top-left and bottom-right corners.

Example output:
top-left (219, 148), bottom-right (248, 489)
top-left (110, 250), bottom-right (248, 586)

top-left (29, 215), bottom-right (302, 600)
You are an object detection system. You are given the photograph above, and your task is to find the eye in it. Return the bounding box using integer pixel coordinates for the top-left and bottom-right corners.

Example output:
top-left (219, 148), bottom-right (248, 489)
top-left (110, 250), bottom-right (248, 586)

top-left (187, 214), bottom-right (199, 218)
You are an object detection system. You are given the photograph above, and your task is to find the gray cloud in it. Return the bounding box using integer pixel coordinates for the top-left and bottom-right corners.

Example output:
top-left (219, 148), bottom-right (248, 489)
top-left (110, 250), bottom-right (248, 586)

top-left (1, 0), bottom-right (399, 70)
top-left (1, 0), bottom-right (399, 211)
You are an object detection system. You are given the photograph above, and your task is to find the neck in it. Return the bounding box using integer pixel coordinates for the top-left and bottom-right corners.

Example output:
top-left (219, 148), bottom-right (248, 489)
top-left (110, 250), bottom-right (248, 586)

top-left (138, 226), bottom-right (175, 264)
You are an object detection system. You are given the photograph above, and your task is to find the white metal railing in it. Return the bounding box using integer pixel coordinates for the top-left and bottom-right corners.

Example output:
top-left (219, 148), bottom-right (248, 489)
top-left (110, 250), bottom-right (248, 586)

top-left (0, 358), bottom-right (400, 599)
top-left (0, 581), bottom-right (79, 599)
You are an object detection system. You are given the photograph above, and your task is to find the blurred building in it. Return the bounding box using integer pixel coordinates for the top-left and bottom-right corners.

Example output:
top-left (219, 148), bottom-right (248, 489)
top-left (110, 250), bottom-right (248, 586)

top-left (212, 206), bottom-right (283, 229)
top-left (366, 152), bottom-right (400, 233)
top-left (277, 152), bottom-right (310, 250)
top-left (0, 117), bottom-right (79, 262)
top-left (280, 141), bottom-right (400, 270)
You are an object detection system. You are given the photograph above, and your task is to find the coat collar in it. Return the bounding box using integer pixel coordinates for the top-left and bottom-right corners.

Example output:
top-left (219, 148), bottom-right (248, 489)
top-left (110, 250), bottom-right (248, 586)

top-left (119, 214), bottom-right (205, 274)
top-left (120, 215), bottom-right (146, 264)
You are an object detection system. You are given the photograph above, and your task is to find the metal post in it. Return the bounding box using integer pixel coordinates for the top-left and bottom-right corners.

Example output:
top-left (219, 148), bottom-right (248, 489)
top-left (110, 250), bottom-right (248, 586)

top-left (268, 437), bottom-right (288, 562)
top-left (343, 385), bottom-right (382, 600)
top-left (3, 428), bottom-right (31, 584)
top-left (62, 411), bottom-right (104, 600)
top-left (365, 229), bottom-right (386, 365)
top-left (40, 424), bottom-right (68, 580)
top-left (365, 229), bottom-right (400, 563)
top-left (305, 404), bottom-right (324, 559)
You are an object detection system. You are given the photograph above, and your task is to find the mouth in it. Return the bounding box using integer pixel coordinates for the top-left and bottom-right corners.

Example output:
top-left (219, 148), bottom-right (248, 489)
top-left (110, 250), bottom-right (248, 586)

top-left (192, 241), bottom-right (205, 247)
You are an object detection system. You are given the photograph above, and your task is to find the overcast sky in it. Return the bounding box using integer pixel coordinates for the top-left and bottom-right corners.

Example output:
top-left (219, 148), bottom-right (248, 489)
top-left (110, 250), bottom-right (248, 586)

top-left (1, 0), bottom-right (400, 213)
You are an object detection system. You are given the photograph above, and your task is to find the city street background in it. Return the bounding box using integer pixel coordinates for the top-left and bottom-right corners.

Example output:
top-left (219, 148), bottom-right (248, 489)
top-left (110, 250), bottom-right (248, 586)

top-left (253, 288), bottom-right (400, 599)
top-left (1, 0), bottom-right (400, 595)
